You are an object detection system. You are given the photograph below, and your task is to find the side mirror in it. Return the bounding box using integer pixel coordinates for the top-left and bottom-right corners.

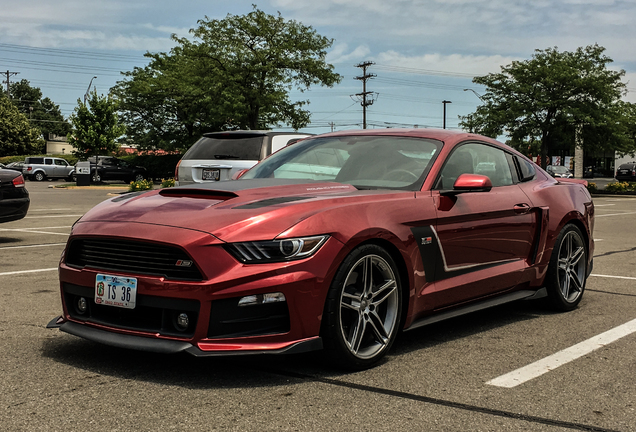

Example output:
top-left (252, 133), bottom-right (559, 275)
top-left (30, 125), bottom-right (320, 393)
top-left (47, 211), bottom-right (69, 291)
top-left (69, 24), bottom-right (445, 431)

top-left (441, 173), bottom-right (492, 196)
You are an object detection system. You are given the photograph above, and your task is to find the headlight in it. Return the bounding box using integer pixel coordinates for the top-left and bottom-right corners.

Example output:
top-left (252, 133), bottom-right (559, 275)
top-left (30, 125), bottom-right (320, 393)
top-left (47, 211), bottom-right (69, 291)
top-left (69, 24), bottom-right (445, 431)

top-left (225, 235), bottom-right (329, 263)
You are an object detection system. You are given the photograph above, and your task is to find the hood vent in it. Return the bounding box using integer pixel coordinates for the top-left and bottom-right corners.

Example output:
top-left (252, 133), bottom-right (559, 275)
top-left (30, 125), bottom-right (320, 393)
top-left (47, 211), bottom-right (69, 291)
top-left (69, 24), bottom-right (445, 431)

top-left (159, 188), bottom-right (238, 200)
top-left (233, 196), bottom-right (315, 209)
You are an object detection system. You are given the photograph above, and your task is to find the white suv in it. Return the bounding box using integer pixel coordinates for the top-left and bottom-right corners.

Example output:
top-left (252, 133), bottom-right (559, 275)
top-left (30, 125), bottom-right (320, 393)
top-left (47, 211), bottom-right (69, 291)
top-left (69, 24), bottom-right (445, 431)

top-left (175, 131), bottom-right (311, 186)
top-left (23, 157), bottom-right (75, 181)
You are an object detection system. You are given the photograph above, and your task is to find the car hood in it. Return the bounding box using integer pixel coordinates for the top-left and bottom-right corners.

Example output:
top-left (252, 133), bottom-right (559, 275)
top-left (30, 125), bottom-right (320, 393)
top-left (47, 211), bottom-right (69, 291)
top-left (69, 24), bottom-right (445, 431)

top-left (75, 179), bottom-right (406, 242)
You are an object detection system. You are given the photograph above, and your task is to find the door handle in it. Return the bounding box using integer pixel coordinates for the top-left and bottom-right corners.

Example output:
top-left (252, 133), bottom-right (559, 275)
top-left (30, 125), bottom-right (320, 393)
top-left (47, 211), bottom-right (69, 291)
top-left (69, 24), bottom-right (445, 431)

top-left (513, 204), bottom-right (531, 214)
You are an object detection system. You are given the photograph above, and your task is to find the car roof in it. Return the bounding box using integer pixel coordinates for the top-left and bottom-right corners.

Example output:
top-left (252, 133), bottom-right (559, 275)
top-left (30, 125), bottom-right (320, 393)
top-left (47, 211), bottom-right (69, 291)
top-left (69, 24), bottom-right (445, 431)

top-left (202, 130), bottom-right (312, 138)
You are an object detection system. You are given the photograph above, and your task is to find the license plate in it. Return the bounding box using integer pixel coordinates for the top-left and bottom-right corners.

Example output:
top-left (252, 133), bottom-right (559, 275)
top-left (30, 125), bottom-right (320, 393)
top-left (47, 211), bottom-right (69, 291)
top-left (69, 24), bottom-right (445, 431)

top-left (202, 168), bottom-right (220, 181)
top-left (95, 273), bottom-right (137, 309)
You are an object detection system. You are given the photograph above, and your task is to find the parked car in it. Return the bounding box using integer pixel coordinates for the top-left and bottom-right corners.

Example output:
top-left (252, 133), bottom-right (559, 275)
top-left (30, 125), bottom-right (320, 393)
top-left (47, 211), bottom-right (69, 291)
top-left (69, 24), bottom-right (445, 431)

top-left (86, 156), bottom-right (148, 183)
top-left (4, 161), bottom-right (25, 172)
top-left (49, 129), bottom-right (594, 370)
top-left (175, 130), bottom-right (312, 186)
top-left (0, 168), bottom-right (29, 223)
top-left (615, 161), bottom-right (636, 182)
top-left (546, 165), bottom-right (573, 178)
top-left (23, 157), bottom-right (75, 181)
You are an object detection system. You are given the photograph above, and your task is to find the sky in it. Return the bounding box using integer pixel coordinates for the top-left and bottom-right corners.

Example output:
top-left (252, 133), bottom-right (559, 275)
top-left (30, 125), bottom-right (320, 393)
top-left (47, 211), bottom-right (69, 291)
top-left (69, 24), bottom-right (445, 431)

top-left (1, 0), bottom-right (635, 136)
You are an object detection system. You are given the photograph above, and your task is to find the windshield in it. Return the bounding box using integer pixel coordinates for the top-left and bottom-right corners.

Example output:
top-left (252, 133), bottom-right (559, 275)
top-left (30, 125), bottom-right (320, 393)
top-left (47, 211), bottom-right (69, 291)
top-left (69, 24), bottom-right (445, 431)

top-left (241, 135), bottom-right (442, 190)
top-left (551, 166), bottom-right (569, 173)
top-left (183, 136), bottom-right (265, 160)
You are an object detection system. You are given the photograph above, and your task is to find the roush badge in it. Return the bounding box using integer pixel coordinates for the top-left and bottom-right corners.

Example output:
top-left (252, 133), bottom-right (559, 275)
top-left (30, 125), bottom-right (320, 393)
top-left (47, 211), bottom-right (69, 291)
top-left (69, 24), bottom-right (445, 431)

top-left (175, 260), bottom-right (193, 267)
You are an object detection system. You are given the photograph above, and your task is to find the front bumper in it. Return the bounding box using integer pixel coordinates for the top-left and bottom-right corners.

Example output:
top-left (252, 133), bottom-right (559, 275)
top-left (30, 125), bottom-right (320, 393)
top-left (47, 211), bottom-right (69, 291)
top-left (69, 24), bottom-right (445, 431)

top-left (47, 317), bottom-right (322, 356)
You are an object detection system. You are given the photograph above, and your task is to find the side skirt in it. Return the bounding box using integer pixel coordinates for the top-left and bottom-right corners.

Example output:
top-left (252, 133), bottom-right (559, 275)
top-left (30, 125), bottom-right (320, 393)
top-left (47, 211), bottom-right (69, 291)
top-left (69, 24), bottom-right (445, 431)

top-left (404, 288), bottom-right (548, 332)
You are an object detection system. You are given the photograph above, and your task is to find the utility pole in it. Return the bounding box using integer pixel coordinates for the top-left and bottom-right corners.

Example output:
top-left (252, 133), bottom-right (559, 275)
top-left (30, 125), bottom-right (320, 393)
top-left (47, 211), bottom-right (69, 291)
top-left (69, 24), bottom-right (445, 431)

top-left (2, 70), bottom-right (19, 98)
top-left (353, 61), bottom-right (377, 129)
top-left (442, 100), bottom-right (452, 129)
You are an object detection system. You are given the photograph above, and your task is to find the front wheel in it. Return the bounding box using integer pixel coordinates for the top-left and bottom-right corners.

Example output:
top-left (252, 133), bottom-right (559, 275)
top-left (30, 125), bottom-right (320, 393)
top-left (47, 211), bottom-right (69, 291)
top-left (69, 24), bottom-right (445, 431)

top-left (92, 173), bottom-right (101, 183)
top-left (322, 244), bottom-right (402, 370)
top-left (133, 173), bottom-right (145, 182)
top-left (545, 224), bottom-right (587, 311)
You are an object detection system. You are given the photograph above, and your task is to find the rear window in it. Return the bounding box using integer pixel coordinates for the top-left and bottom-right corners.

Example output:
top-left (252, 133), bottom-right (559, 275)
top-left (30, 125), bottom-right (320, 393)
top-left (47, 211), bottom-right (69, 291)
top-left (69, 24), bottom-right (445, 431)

top-left (183, 136), bottom-right (265, 161)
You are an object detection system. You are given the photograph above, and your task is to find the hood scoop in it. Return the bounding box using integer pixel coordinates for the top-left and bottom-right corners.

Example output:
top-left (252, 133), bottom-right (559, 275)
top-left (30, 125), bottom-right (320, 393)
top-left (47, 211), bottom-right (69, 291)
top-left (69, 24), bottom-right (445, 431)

top-left (233, 196), bottom-right (316, 209)
top-left (159, 188), bottom-right (238, 200)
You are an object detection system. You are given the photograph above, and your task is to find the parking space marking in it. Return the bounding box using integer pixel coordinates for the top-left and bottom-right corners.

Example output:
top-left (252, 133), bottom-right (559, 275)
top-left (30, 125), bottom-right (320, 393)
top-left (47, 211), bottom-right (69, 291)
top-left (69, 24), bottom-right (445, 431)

top-left (28, 208), bottom-right (72, 211)
top-left (487, 318), bottom-right (636, 388)
top-left (0, 243), bottom-right (66, 250)
top-left (593, 204), bottom-right (615, 207)
top-left (24, 214), bottom-right (83, 219)
top-left (0, 268), bottom-right (57, 276)
top-left (590, 273), bottom-right (636, 280)
top-left (595, 211), bottom-right (636, 218)
top-left (0, 229), bottom-right (69, 236)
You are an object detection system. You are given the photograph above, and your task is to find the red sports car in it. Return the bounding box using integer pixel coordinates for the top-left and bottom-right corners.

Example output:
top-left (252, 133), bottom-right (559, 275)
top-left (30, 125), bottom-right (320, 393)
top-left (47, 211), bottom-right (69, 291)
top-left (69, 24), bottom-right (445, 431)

top-left (48, 129), bottom-right (594, 369)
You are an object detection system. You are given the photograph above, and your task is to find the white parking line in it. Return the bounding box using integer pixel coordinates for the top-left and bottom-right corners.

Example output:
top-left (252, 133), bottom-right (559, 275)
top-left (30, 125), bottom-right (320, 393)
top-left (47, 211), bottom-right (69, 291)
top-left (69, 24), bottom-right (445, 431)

top-left (24, 214), bottom-right (83, 219)
top-left (593, 204), bottom-right (615, 207)
top-left (0, 229), bottom-right (69, 236)
top-left (28, 208), bottom-right (72, 211)
top-left (0, 243), bottom-right (66, 250)
top-left (0, 268), bottom-right (57, 276)
top-left (487, 318), bottom-right (636, 388)
top-left (595, 211), bottom-right (636, 218)
top-left (590, 273), bottom-right (636, 280)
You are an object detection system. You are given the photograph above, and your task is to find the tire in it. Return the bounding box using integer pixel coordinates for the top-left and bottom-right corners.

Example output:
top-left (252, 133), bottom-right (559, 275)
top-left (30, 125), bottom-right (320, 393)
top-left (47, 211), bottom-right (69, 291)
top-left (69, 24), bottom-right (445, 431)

top-left (322, 244), bottom-right (402, 370)
top-left (545, 224), bottom-right (587, 311)
top-left (134, 173), bottom-right (145, 182)
top-left (92, 173), bottom-right (101, 183)
top-left (34, 172), bottom-right (46, 182)
top-left (69, 173), bottom-right (77, 182)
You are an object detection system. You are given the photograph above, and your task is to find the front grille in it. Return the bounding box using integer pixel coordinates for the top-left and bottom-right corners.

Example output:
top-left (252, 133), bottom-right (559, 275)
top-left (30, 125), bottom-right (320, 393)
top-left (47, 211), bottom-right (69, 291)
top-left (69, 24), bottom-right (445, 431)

top-left (64, 283), bottom-right (200, 337)
top-left (66, 238), bottom-right (203, 281)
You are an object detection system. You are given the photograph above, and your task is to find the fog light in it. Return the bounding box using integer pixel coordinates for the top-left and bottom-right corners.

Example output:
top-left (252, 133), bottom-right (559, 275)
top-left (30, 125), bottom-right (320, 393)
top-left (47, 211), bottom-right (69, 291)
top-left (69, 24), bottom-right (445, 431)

top-left (238, 292), bottom-right (286, 307)
top-left (77, 297), bottom-right (88, 314)
top-left (176, 313), bottom-right (189, 331)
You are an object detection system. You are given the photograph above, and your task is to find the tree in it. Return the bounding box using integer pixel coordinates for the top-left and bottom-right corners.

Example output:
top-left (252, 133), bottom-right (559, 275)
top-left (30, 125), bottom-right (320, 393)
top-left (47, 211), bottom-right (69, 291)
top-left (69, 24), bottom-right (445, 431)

top-left (113, 7), bottom-right (342, 152)
top-left (459, 45), bottom-right (635, 168)
top-left (67, 91), bottom-right (126, 157)
top-left (0, 93), bottom-right (44, 155)
top-left (6, 79), bottom-right (71, 139)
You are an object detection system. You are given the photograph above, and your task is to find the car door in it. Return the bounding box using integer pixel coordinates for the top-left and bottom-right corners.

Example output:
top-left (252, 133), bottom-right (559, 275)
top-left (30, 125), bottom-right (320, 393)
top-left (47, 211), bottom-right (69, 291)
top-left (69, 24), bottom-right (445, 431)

top-left (430, 142), bottom-right (537, 309)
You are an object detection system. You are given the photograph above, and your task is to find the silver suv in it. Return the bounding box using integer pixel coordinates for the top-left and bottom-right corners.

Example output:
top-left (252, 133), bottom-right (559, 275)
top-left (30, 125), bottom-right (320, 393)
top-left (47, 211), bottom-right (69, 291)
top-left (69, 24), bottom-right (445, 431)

top-left (175, 131), bottom-right (311, 186)
top-left (23, 157), bottom-right (75, 181)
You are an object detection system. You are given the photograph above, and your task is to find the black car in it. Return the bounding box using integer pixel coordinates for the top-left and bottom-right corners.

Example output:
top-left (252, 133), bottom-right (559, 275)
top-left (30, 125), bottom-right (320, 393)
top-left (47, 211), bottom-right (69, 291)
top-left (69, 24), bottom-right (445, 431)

top-left (4, 161), bottom-right (25, 172)
top-left (0, 169), bottom-right (30, 223)
top-left (615, 162), bottom-right (636, 182)
top-left (86, 156), bottom-right (148, 183)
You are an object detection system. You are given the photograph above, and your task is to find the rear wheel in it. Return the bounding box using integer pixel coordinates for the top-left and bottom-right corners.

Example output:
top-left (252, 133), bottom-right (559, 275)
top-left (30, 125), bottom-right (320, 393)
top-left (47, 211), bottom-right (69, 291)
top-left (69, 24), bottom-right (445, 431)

top-left (322, 244), bottom-right (402, 370)
top-left (34, 172), bottom-right (45, 181)
top-left (545, 224), bottom-right (587, 311)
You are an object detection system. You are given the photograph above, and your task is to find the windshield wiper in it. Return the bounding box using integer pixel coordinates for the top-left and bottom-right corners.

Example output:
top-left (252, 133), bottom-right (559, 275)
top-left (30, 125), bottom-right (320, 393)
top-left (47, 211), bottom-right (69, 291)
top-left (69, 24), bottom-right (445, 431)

top-left (214, 154), bottom-right (241, 159)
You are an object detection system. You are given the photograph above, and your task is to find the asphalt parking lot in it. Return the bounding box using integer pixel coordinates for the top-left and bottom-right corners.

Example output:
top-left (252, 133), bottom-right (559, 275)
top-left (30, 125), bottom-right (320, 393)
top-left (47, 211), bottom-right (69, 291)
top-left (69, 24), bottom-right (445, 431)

top-left (1, 181), bottom-right (635, 431)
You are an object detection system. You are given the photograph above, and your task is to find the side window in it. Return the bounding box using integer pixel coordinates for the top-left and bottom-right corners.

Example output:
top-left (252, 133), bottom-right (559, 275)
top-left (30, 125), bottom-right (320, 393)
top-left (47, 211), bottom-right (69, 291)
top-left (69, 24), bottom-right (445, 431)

top-left (438, 143), bottom-right (513, 189)
top-left (55, 159), bottom-right (67, 166)
top-left (515, 156), bottom-right (536, 182)
top-left (45, 158), bottom-right (53, 165)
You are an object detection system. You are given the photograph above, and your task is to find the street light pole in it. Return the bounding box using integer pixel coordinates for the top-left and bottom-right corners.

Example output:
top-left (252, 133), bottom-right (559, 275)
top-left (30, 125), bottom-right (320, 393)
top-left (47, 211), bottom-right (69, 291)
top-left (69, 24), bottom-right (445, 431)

top-left (463, 88), bottom-right (484, 101)
top-left (442, 100), bottom-right (452, 129)
top-left (84, 76), bottom-right (97, 105)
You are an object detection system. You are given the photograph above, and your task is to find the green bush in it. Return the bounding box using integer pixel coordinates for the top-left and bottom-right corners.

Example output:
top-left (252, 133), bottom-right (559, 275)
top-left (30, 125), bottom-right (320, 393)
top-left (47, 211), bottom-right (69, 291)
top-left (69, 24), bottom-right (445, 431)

top-left (161, 178), bottom-right (175, 188)
top-left (128, 179), bottom-right (153, 192)
top-left (604, 182), bottom-right (636, 193)
top-left (586, 182), bottom-right (598, 193)
top-left (0, 154), bottom-right (78, 165)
